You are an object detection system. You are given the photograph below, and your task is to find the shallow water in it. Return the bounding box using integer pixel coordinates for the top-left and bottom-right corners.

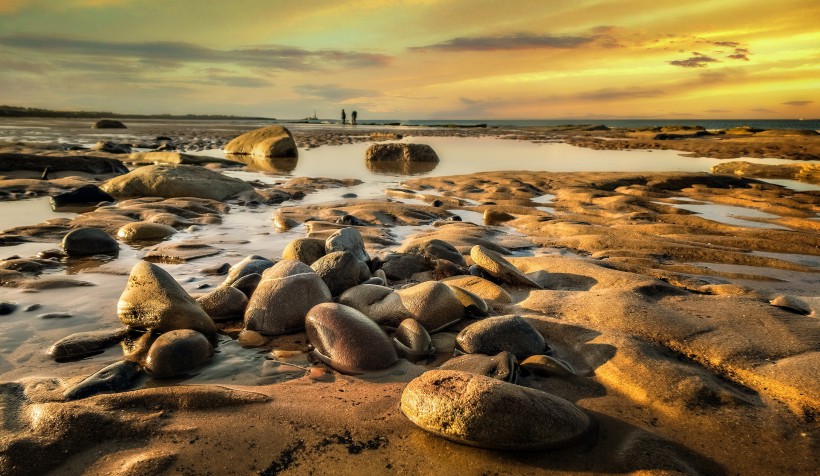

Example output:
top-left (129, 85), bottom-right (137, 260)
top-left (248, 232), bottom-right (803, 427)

top-left (0, 197), bottom-right (76, 232)
top-left (658, 199), bottom-right (790, 230)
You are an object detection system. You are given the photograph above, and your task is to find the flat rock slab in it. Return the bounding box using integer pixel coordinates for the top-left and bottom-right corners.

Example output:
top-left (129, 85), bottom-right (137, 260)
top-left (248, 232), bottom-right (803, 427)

top-left (144, 241), bottom-right (221, 262)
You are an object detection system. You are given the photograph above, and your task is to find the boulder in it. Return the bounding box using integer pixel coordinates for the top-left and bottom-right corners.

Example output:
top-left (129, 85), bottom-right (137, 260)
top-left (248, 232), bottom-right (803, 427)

top-left (440, 275), bottom-right (512, 303)
top-left (145, 329), bottom-right (214, 378)
top-left (262, 259), bottom-right (313, 280)
top-left (400, 238), bottom-right (466, 267)
top-left (117, 261), bottom-right (217, 335)
top-left (282, 238), bottom-right (326, 265)
top-left (400, 370), bottom-right (591, 450)
top-left (394, 318), bottom-right (434, 360)
top-left (456, 315), bottom-right (546, 359)
top-left (62, 227), bottom-right (119, 256)
top-left (197, 286), bottom-right (248, 321)
top-left (365, 143), bottom-right (439, 163)
top-left (305, 303), bottom-right (398, 374)
top-left (224, 125), bottom-right (298, 158)
top-left (93, 119), bottom-right (127, 129)
top-left (325, 227), bottom-right (369, 263)
top-left (117, 222), bottom-right (177, 241)
top-left (244, 271), bottom-right (331, 335)
top-left (310, 251), bottom-right (362, 296)
top-left (439, 351), bottom-right (519, 383)
top-left (101, 164), bottom-right (254, 200)
top-left (222, 255), bottom-right (275, 287)
top-left (380, 253), bottom-right (431, 281)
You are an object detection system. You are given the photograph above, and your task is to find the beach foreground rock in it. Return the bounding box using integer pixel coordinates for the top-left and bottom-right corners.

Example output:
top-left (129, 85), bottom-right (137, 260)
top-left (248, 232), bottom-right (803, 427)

top-left (401, 370), bottom-right (591, 450)
top-left (101, 164), bottom-right (254, 200)
top-left (224, 125), bottom-right (298, 158)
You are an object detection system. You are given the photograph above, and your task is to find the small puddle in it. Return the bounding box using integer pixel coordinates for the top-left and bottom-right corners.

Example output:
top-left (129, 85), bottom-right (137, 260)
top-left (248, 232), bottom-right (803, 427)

top-left (0, 197), bottom-right (77, 231)
top-left (659, 199), bottom-right (789, 229)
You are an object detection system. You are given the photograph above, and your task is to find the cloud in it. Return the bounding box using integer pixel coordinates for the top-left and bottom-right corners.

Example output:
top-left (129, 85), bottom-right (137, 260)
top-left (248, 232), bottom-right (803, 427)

top-left (294, 84), bottom-right (380, 101)
top-left (782, 100), bottom-right (813, 107)
top-left (704, 109), bottom-right (730, 113)
top-left (0, 34), bottom-right (391, 71)
top-left (573, 88), bottom-right (665, 101)
top-left (669, 52), bottom-right (719, 68)
top-left (750, 108), bottom-right (775, 113)
top-left (410, 33), bottom-right (595, 51)
top-left (207, 74), bottom-right (271, 88)
top-left (460, 97), bottom-right (480, 105)
top-left (712, 41), bottom-right (740, 48)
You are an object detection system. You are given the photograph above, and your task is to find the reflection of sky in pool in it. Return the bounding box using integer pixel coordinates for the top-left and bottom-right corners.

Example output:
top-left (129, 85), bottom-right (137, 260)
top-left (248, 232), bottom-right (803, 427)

top-left (659, 199), bottom-right (789, 229)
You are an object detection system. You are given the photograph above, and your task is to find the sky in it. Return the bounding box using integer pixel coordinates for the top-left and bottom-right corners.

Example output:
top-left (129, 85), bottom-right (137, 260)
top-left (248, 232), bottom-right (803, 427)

top-left (0, 0), bottom-right (818, 119)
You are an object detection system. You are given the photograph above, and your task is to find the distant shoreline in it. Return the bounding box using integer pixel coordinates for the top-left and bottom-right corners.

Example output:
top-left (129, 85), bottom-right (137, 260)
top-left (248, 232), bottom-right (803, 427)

top-left (0, 105), bottom-right (275, 121)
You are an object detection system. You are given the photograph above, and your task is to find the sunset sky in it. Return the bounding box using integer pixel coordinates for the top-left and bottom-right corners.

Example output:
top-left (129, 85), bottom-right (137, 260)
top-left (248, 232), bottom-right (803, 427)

top-left (0, 0), bottom-right (817, 119)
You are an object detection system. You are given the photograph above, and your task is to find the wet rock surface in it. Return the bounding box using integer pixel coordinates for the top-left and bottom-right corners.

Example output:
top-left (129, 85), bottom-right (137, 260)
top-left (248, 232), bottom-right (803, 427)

top-left (62, 227), bottom-right (119, 256)
top-left (244, 269), bottom-right (332, 335)
top-left (456, 315), bottom-right (547, 358)
top-left (145, 329), bottom-right (214, 378)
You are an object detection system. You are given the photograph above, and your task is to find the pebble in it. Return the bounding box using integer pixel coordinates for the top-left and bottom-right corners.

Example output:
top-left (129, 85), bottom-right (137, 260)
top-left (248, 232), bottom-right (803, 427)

top-left (0, 301), bottom-right (17, 315)
top-left (282, 238), bottom-right (326, 265)
top-left (394, 318), bottom-right (435, 360)
top-left (196, 286), bottom-right (248, 321)
top-left (221, 255), bottom-right (274, 286)
top-left (39, 312), bottom-right (72, 319)
top-left (325, 227), bottom-right (369, 263)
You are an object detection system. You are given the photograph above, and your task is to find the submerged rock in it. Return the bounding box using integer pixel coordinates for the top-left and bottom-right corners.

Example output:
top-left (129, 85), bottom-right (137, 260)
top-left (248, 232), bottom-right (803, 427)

top-left (400, 370), bottom-right (591, 450)
top-left (48, 328), bottom-right (128, 360)
top-left (305, 303), bottom-right (398, 374)
top-left (117, 261), bottom-right (217, 335)
top-left (64, 360), bottom-right (142, 400)
top-left (456, 315), bottom-right (546, 359)
top-left (244, 271), bottom-right (331, 335)
top-left (62, 227), bottom-right (119, 256)
top-left (145, 329), bottom-right (214, 378)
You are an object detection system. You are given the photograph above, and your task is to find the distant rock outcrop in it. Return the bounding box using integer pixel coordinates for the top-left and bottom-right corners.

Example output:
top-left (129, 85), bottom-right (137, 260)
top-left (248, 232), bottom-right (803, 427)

top-left (93, 119), bottom-right (127, 129)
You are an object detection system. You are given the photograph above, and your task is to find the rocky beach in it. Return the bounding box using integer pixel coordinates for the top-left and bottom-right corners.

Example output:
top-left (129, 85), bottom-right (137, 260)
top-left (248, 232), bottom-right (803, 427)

top-left (0, 119), bottom-right (817, 475)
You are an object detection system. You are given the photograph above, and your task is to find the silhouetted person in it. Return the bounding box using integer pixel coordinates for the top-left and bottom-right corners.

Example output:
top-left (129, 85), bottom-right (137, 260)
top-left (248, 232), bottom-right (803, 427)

top-left (351, 110), bottom-right (358, 125)
top-left (341, 109), bottom-right (346, 125)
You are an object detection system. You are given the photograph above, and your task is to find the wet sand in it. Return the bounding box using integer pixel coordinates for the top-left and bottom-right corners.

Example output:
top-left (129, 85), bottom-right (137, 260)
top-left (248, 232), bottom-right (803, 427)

top-left (0, 120), bottom-right (818, 475)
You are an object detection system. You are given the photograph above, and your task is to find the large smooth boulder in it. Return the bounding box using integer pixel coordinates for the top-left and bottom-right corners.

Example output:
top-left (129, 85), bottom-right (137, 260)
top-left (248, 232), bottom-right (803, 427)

top-left (117, 261), bottom-right (217, 335)
top-left (305, 303), bottom-right (398, 374)
top-left (197, 286), bottom-right (248, 321)
top-left (310, 251), bottom-right (362, 296)
top-left (224, 125), bottom-right (298, 158)
top-left (145, 329), bottom-right (214, 378)
top-left (365, 143), bottom-right (439, 163)
top-left (222, 255), bottom-right (275, 287)
top-left (400, 370), bottom-right (591, 450)
top-left (244, 271), bottom-right (332, 335)
top-left (101, 164), bottom-right (254, 200)
top-left (117, 222), bottom-right (177, 241)
top-left (325, 227), bottom-right (369, 263)
top-left (470, 245), bottom-right (543, 288)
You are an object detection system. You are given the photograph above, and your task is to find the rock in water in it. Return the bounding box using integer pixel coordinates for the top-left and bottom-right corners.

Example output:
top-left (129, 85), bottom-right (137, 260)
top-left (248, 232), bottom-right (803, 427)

top-left (117, 261), bottom-right (217, 335)
top-left (101, 164), bottom-right (254, 200)
top-left (64, 360), bottom-right (142, 400)
top-left (470, 245), bottom-right (542, 288)
top-left (325, 227), bottom-right (369, 264)
top-left (305, 303), bottom-right (398, 374)
top-left (145, 329), bottom-right (214, 378)
top-left (310, 251), bottom-right (362, 296)
top-left (51, 184), bottom-right (114, 209)
top-left (400, 370), bottom-right (591, 450)
top-left (62, 227), bottom-right (119, 256)
top-left (456, 315), bottom-right (546, 359)
top-left (117, 222), bottom-right (177, 241)
top-left (282, 238), bottom-right (326, 265)
top-left (224, 125), bottom-right (298, 158)
top-left (48, 328), bottom-right (128, 360)
top-left (365, 143), bottom-right (439, 163)
top-left (439, 352), bottom-right (519, 383)
top-left (244, 271), bottom-right (331, 335)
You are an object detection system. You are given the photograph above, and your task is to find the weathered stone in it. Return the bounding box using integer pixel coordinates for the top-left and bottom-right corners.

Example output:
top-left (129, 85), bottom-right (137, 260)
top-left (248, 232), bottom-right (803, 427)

top-left (273, 214), bottom-right (300, 232)
top-left (145, 329), bottom-right (214, 378)
top-left (117, 222), bottom-right (177, 241)
top-left (400, 238), bottom-right (466, 267)
top-left (282, 238), bottom-right (326, 265)
top-left (484, 209), bottom-right (515, 225)
top-left (310, 251), bottom-right (362, 296)
top-left (0, 152), bottom-right (128, 174)
top-left (439, 351), bottom-right (519, 383)
top-left (101, 164), bottom-right (254, 200)
top-left (770, 295), bottom-right (813, 315)
top-left (91, 141), bottom-right (131, 154)
top-left (62, 227), bottom-right (119, 256)
top-left (400, 370), bottom-right (591, 450)
top-left (201, 262), bottom-right (230, 276)
top-left (365, 143), bottom-right (439, 163)
top-left (394, 318), bottom-right (434, 360)
top-left (222, 255), bottom-right (274, 286)
top-left (143, 241), bottom-right (220, 262)
top-left (456, 315), bottom-right (546, 359)
top-left (325, 227), bottom-right (369, 263)
top-left (244, 271), bottom-right (331, 335)
top-left (470, 245), bottom-right (543, 288)
top-left (117, 261), bottom-right (217, 335)
top-left (305, 303), bottom-right (398, 374)
top-left (381, 253), bottom-right (431, 281)
top-left (521, 355), bottom-right (577, 377)
top-left (441, 275), bottom-right (512, 303)
top-left (197, 286), bottom-right (248, 321)
top-left (224, 125), bottom-right (298, 158)
top-left (444, 284), bottom-right (489, 317)
top-left (0, 301), bottom-right (17, 315)
top-left (64, 360), bottom-right (142, 400)
top-left (263, 259), bottom-right (312, 280)
top-left (48, 328), bottom-right (128, 360)
top-left (230, 273), bottom-right (261, 297)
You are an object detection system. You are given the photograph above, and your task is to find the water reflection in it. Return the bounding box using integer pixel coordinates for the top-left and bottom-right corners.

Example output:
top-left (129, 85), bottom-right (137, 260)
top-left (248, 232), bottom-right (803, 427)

top-left (366, 160), bottom-right (438, 176)
top-left (225, 153), bottom-right (298, 174)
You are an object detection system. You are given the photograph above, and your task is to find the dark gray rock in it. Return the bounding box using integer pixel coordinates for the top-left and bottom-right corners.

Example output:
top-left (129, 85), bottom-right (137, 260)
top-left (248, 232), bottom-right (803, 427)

top-left (456, 315), bottom-right (546, 359)
top-left (50, 184), bottom-right (114, 209)
top-left (196, 286), bottom-right (248, 321)
top-left (222, 255), bottom-right (274, 286)
top-left (381, 253), bottom-right (431, 281)
top-left (439, 351), bottom-right (519, 383)
top-left (48, 328), bottom-right (128, 360)
top-left (394, 318), bottom-right (434, 360)
top-left (62, 227), bottom-right (119, 256)
top-left (64, 360), bottom-right (142, 400)
top-left (93, 119), bottom-right (127, 129)
top-left (0, 301), bottom-right (16, 315)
